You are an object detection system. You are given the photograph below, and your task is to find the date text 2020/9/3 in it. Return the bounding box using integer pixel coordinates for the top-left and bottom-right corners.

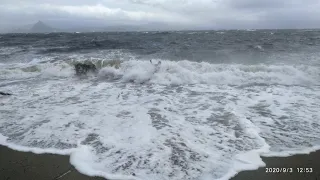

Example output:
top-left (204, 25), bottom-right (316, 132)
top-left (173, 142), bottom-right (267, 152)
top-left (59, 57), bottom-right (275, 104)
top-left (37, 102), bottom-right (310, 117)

top-left (266, 168), bottom-right (313, 173)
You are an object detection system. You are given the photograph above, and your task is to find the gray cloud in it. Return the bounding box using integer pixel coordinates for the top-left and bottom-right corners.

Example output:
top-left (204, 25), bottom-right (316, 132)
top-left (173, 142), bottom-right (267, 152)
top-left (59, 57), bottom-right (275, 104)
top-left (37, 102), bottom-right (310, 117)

top-left (1, 0), bottom-right (320, 31)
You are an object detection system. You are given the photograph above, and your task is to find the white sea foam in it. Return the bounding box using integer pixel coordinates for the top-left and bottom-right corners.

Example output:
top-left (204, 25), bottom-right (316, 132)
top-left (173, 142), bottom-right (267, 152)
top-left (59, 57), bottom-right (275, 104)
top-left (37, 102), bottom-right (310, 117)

top-left (98, 60), bottom-right (319, 86)
top-left (0, 60), bottom-right (74, 80)
top-left (0, 134), bottom-right (73, 155)
top-left (0, 58), bottom-right (320, 180)
top-left (0, 134), bottom-right (136, 179)
top-left (1, 58), bottom-right (319, 86)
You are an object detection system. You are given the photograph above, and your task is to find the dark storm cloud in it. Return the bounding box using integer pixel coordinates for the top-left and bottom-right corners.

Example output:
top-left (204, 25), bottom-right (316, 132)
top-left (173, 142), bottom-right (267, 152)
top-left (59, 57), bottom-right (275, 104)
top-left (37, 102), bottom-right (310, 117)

top-left (0, 0), bottom-right (320, 31)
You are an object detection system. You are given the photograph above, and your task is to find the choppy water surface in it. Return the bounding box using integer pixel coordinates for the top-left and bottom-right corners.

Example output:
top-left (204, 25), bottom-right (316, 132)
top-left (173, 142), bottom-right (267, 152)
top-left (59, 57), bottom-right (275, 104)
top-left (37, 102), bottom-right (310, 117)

top-left (0, 30), bottom-right (320, 180)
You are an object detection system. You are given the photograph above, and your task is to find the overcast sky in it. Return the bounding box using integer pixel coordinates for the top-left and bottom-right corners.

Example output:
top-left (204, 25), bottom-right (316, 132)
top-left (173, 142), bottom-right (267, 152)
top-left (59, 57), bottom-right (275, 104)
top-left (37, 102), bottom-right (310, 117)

top-left (1, 0), bottom-right (320, 31)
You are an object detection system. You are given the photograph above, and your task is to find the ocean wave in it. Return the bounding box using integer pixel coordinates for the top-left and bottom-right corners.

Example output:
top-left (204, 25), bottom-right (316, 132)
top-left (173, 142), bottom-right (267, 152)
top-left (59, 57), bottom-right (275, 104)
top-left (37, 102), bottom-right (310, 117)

top-left (1, 30), bottom-right (320, 180)
top-left (0, 60), bottom-right (74, 80)
top-left (0, 60), bottom-right (319, 179)
top-left (98, 60), bottom-right (319, 86)
top-left (1, 59), bottom-right (318, 86)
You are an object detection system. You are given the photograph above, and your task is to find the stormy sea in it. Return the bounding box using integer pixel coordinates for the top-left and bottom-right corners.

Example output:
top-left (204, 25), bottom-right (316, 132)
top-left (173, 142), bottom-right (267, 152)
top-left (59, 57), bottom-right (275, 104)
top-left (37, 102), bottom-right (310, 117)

top-left (0, 30), bottom-right (319, 180)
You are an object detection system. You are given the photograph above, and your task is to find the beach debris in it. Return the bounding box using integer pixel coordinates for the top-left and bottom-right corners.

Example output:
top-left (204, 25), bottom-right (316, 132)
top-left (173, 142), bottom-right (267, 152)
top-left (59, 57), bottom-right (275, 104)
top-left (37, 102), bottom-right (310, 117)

top-left (54, 169), bottom-right (72, 180)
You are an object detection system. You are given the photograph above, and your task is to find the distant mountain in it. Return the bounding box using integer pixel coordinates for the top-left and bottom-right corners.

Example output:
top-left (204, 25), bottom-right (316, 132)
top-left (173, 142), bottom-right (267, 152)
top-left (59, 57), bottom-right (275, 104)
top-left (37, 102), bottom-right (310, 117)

top-left (5, 20), bottom-right (194, 34)
top-left (30, 21), bottom-right (55, 33)
top-left (9, 21), bottom-right (57, 33)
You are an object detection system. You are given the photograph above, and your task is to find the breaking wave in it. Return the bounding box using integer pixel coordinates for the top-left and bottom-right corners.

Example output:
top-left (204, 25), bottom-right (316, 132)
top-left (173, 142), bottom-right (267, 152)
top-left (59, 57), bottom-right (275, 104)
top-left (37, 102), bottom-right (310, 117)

top-left (0, 59), bottom-right (318, 86)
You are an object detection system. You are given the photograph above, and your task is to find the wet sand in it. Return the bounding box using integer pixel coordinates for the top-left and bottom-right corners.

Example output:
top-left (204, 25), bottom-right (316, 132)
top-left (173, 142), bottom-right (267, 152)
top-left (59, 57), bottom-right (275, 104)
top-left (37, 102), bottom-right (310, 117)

top-left (0, 145), bottom-right (105, 180)
top-left (1, 145), bottom-right (320, 180)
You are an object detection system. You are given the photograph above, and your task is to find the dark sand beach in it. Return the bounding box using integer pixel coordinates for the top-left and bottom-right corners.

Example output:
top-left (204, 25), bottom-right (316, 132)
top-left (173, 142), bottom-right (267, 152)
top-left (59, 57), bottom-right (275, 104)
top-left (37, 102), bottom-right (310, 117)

top-left (1, 145), bottom-right (320, 180)
top-left (0, 145), bottom-right (105, 180)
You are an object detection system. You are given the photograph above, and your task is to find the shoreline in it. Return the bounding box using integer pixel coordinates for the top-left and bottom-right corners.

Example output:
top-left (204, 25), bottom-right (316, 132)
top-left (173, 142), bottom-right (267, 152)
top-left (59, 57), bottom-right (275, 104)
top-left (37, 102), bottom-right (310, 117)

top-left (1, 145), bottom-right (320, 180)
